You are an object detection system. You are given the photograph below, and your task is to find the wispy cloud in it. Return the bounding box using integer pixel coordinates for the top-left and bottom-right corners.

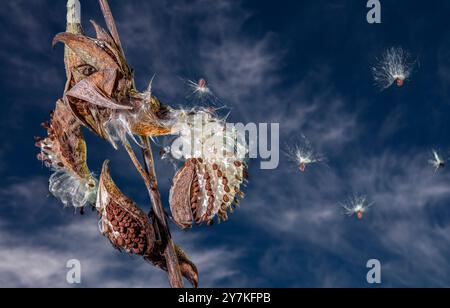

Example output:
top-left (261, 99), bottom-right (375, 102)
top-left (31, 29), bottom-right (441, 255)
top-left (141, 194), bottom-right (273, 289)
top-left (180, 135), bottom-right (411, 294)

top-left (0, 176), bottom-right (245, 287)
top-left (242, 149), bottom-right (450, 287)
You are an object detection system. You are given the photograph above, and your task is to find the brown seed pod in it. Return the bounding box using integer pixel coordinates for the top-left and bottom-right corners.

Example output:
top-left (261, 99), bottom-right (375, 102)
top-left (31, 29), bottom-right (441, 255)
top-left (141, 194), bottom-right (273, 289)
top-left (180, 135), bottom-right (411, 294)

top-left (97, 160), bottom-right (155, 255)
top-left (169, 160), bottom-right (196, 229)
top-left (169, 158), bottom-right (248, 228)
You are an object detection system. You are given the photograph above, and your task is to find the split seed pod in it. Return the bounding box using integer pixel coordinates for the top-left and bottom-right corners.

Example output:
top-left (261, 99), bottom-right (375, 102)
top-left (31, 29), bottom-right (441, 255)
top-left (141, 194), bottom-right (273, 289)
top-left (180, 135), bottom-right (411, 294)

top-left (97, 160), bottom-right (155, 255)
top-left (36, 100), bottom-right (97, 208)
top-left (169, 158), bottom-right (247, 229)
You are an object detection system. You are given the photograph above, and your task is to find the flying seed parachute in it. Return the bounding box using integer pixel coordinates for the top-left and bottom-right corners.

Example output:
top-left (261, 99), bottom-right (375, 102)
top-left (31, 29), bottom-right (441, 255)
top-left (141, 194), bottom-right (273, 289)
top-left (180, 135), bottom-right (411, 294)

top-left (340, 194), bottom-right (374, 220)
top-left (186, 78), bottom-right (219, 106)
top-left (428, 149), bottom-right (445, 172)
top-left (285, 135), bottom-right (324, 172)
top-left (372, 47), bottom-right (416, 89)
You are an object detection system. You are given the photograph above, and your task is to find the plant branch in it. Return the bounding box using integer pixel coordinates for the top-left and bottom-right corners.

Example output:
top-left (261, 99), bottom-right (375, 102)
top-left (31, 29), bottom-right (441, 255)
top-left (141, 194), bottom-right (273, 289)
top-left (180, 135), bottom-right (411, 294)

top-left (123, 138), bottom-right (184, 288)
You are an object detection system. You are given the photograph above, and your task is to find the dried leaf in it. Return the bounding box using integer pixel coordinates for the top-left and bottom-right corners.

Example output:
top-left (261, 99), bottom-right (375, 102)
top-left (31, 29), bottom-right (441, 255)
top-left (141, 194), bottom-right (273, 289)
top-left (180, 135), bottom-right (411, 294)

top-left (145, 244), bottom-right (199, 288)
top-left (90, 19), bottom-right (115, 45)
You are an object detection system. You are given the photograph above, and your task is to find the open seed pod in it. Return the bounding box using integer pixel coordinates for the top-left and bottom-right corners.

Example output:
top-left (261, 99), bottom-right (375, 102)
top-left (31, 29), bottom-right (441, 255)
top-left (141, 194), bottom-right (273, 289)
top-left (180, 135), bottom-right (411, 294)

top-left (36, 100), bottom-right (97, 208)
top-left (170, 158), bottom-right (247, 229)
top-left (96, 160), bottom-right (155, 255)
top-left (168, 109), bottom-right (248, 229)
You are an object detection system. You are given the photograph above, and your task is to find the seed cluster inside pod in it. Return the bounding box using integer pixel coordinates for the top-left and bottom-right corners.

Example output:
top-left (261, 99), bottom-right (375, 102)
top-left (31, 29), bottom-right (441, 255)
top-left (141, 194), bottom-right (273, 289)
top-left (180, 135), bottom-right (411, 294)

top-left (104, 201), bottom-right (150, 255)
top-left (170, 157), bottom-right (247, 229)
top-left (97, 161), bottom-right (155, 255)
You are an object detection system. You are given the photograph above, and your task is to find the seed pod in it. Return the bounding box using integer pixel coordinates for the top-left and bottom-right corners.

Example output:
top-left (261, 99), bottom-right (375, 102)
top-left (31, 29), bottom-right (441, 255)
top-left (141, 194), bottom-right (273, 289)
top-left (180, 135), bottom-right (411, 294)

top-left (169, 158), bottom-right (247, 229)
top-left (169, 159), bottom-right (196, 229)
top-left (97, 160), bottom-right (155, 255)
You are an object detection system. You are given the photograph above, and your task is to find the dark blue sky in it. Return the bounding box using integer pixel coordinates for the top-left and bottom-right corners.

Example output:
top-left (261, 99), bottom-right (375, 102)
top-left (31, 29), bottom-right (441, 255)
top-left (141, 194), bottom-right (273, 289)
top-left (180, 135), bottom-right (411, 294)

top-left (1, 0), bottom-right (450, 287)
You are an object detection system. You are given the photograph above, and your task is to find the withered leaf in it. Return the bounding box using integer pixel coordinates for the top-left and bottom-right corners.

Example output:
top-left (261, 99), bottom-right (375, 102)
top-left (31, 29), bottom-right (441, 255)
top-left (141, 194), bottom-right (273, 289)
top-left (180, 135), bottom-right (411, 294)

top-left (145, 244), bottom-right (199, 288)
top-left (89, 19), bottom-right (130, 76)
top-left (90, 19), bottom-right (115, 46)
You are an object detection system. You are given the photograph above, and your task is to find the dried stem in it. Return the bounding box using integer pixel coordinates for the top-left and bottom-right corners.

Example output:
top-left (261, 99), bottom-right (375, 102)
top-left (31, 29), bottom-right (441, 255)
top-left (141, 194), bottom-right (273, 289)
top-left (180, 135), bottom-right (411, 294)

top-left (99, 0), bottom-right (124, 54)
top-left (123, 138), bottom-right (184, 288)
top-left (141, 137), bottom-right (185, 288)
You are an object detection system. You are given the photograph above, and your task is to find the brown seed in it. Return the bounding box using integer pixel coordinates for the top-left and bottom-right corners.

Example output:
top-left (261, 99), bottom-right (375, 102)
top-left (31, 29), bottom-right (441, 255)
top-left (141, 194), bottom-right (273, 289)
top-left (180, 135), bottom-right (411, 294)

top-left (207, 190), bottom-right (213, 197)
top-left (222, 178), bottom-right (228, 185)
top-left (117, 237), bottom-right (125, 247)
top-left (191, 195), bottom-right (198, 204)
top-left (224, 186), bottom-right (230, 193)
top-left (223, 195), bottom-right (230, 202)
top-left (217, 170), bottom-right (223, 177)
top-left (198, 158), bottom-right (203, 164)
top-left (212, 163), bottom-right (219, 170)
top-left (41, 122), bottom-right (50, 129)
top-left (234, 161), bottom-right (242, 167)
top-left (208, 196), bottom-right (215, 203)
top-left (205, 173), bottom-right (210, 180)
top-left (192, 158), bottom-right (198, 165)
